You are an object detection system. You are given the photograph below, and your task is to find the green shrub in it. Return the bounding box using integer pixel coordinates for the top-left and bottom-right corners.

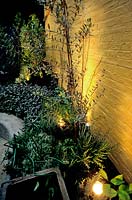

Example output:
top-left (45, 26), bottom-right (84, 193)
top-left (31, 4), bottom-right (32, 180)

top-left (3, 86), bottom-right (111, 178)
top-left (1, 84), bottom-right (111, 199)
top-left (0, 25), bottom-right (19, 83)
top-left (0, 12), bottom-right (55, 85)
top-left (17, 14), bottom-right (47, 83)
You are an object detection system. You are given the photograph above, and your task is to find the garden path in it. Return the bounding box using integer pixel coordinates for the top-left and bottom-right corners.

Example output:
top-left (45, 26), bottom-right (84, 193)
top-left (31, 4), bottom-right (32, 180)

top-left (0, 113), bottom-right (24, 184)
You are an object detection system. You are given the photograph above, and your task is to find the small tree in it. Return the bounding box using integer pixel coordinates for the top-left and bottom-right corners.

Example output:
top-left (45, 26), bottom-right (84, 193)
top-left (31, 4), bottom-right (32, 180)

top-left (36, 0), bottom-right (92, 95)
top-left (47, 0), bottom-right (91, 95)
top-left (17, 14), bottom-right (47, 82)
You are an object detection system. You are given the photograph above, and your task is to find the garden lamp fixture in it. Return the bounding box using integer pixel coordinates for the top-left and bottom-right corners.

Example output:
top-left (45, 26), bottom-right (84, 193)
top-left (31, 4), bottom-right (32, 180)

top-left (92, 180), bottom-right (103, 195)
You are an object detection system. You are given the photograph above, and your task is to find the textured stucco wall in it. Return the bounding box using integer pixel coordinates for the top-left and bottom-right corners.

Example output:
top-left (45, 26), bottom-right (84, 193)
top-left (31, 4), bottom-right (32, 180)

top-left (45, 0), bottom-right (132, 183)
top-left (45, 1), bottom-right (92, 92)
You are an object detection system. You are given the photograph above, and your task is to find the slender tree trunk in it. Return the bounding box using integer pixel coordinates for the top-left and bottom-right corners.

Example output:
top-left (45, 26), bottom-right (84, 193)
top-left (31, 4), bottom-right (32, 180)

top-left (62, 0), bottom-right (75, 96)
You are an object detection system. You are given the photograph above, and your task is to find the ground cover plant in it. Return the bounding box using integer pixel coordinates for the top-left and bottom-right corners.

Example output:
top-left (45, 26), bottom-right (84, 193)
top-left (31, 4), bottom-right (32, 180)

top-left (0, 83), bottom-right (50, 120)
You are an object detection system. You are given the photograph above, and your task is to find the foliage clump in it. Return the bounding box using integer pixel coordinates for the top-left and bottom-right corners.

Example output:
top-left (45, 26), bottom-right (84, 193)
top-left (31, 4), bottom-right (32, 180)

top-left (0, 25), bottom-right (19, 83)
top-left (0, 12), bottom-right (56, 85)
top-left (100, 169), bottom-right (132, 200)
top-left (17, 14), bottom-right (47, 82)
top-left (2, 86), bottom-right (111, 187)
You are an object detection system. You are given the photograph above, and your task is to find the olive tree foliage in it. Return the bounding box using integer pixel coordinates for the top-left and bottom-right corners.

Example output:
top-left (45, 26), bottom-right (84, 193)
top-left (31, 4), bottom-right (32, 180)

top-left (35, 0), bottom-right (91, 96)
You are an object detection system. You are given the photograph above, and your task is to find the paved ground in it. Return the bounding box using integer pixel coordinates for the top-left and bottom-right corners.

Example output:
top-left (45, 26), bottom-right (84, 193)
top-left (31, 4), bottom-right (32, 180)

top-left (0, 138), bottom-right (8, 185)
top-left (0, 113), bottom-right (24, 140)
top-left (0, 113), bottom-right (24, 185)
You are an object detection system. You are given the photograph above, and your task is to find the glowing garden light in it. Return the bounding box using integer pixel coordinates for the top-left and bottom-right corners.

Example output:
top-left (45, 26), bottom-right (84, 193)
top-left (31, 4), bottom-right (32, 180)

top-left (92, 181), bottom-right (103, 195)
top-left (58, 117), bottom-right (65, 127)
top-left (85, 122), bottom-right (90, 127)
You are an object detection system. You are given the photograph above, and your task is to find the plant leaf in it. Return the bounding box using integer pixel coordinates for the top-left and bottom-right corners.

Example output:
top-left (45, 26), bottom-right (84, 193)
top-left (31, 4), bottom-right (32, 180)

top-left (129, 183), bottom-right (132, 194)
top-left (110, 188), bottom-right (118, 198)
top-left (103, 184), bottom-right (117, 198)
top-left (119, 184), bottom-right (129, 192)
top-left (110, 174), bottom-right (125, 185)
top-left (48, 187), bottom-right (55, 198)
top-left (34, 181), bottom-right (39, 191)
top-left (99, 169), bottom-right (108, 180)
top-left (103, 183), bottom-right (111, 196)
top-left (118, 190), bottom-right (131, 200)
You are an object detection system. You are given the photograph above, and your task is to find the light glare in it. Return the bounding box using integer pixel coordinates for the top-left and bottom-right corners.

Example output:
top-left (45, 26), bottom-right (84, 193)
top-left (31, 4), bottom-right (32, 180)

top-left (58, 118), bottom-right (65, 127)
top-left (86, 122), bottom-right (90, 127)
top-left (92, 181), bottom-right (103, 195)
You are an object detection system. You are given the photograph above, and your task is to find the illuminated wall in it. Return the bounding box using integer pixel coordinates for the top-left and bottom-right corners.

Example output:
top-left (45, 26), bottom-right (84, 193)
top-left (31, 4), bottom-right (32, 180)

top-left (45, 4), bottom-right (68, 89)
top-left (45, 0), bottom-right (132, 183)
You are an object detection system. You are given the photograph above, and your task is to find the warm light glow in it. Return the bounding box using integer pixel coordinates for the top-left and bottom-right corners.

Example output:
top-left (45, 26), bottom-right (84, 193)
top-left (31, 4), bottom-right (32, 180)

top-left (86, 122), bottom-right (90, 127)
top-left (92, 181), bottom-right (103, 195)
top-left (58, 118), bottom-right (65, 127)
